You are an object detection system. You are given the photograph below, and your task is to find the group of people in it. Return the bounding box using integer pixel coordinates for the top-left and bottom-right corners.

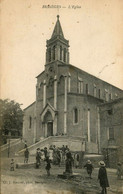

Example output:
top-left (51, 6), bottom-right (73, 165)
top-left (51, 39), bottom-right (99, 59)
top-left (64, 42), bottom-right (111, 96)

top-left (10, 142), bottom-right (122, 193)
top-left (34, 146), bottom-right (113, 194)
top-left (35, 147), bottom-right (51, 176)
top-left (35, 145), bottom-right (75, 175)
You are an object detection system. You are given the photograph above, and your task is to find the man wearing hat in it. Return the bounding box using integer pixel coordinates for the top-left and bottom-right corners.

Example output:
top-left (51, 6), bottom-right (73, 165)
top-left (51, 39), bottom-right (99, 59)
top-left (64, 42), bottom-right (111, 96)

top-left (98, 161), bottom-right (109, 194)
top-left (84, 160), bottom-right (94, 179)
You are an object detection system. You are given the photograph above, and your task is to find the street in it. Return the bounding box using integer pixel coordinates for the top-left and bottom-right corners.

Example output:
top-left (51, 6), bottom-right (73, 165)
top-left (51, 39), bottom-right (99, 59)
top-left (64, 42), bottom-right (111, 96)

top-left (1, 156), bottom-right (123, 194)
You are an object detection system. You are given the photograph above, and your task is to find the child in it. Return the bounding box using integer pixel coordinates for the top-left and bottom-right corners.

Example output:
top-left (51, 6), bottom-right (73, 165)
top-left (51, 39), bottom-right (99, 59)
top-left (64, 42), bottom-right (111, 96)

top-left (45, 156), bottom-right (51, 176)
top-left (84, 160), bottom-right (94, 179)
top-left (10, 159), bottom-right (14, 171)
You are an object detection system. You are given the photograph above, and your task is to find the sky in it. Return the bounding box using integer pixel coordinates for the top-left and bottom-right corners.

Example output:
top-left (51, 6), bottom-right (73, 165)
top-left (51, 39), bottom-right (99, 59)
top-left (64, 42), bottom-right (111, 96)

top-left (1, 0), bottom-right (123, 109)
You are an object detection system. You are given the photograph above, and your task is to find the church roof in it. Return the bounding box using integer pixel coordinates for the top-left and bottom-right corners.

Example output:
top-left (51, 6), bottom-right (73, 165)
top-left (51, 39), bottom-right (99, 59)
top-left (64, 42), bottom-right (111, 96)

top-left (23, 101), bottom-right (36, 111)
top-left (58, 63), bottom-right (123, 91)
top-left (51, 15), bottom-right (64, 38)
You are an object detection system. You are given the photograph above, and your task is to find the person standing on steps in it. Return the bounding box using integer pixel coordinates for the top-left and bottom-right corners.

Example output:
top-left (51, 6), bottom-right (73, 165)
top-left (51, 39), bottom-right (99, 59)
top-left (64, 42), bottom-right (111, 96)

top-left (24, 140), bottom-right (27, 149)
top-left (98, 161), bottom-right (109, 194)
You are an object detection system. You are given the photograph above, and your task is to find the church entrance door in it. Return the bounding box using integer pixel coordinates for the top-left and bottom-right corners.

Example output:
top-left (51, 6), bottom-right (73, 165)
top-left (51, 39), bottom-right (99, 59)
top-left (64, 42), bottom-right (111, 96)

top-left (47, 121), bottom-right (53, 136)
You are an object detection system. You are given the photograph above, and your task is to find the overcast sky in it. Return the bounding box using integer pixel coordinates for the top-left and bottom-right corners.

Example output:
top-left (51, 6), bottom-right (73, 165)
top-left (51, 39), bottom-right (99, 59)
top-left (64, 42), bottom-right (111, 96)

top-left (1, 0), bottom-right (123, 109)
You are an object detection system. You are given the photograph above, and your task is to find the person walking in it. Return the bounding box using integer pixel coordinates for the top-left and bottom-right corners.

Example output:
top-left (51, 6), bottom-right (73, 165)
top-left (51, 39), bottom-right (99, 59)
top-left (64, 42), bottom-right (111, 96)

top-left (45, 156), bottom-right (51, 176)
top-left (24, 148), bottom-right (29, 163)
top-left (98, 161), bottom-right (109, 194)
top-left (84, 160), bottom-right (94, 179)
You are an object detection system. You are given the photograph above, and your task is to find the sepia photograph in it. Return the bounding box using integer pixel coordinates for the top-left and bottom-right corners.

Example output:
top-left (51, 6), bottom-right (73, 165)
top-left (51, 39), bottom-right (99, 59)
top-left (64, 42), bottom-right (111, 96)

top-left (1, 0), bottom-right (123, 193)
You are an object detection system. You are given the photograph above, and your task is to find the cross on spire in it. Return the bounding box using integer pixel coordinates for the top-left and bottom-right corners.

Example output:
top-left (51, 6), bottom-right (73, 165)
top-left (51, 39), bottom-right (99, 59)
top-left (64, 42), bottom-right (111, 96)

top-left (51, 15), bottom-right (64, 38)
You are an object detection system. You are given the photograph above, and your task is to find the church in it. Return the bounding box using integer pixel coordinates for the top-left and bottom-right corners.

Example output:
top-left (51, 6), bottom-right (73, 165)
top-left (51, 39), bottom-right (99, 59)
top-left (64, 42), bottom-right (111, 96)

top-left (23, 16), bottom-right (123, 156)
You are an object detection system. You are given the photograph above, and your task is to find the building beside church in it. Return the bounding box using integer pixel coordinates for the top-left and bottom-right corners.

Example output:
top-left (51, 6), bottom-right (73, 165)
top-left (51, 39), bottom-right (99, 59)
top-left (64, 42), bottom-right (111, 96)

top-left (23, 16), bottom-right (123, 159)
top-left (99, 98), bottom-right (123, 167)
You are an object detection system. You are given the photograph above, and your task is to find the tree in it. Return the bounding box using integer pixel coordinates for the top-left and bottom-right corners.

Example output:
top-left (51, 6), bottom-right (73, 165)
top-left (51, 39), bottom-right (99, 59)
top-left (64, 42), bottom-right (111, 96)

top-left (0, 99), bottom-right (23, 143)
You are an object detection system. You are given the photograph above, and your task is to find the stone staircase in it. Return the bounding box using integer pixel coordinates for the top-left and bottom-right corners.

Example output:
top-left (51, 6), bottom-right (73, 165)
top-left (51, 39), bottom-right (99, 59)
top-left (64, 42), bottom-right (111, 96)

top-left (1, 139), bottom-right (21, 152)
top-left (1, 139), bottom-right (26, 157)
top-left (12, 136), bottom-right (104, 168)
top-left (17, 136), bottom-right (86, 156)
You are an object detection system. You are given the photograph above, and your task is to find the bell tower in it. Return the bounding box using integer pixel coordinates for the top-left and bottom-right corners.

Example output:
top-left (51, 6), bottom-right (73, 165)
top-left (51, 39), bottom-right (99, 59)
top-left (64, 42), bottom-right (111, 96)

top-left (45, 15), bottom-right (70, 65)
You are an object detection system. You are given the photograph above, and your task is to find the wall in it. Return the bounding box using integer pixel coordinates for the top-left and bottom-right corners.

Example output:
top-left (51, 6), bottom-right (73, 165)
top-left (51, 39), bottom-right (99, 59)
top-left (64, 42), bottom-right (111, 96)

top-left (67, 94), bottom-right (102, 143)
top-left (57, 94), bottom-right (65, 134)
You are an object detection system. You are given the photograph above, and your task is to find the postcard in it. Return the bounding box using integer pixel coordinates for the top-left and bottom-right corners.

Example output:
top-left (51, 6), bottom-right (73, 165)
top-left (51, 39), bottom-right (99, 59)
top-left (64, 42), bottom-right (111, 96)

top-left (1, 0), bottom-right (123, 194)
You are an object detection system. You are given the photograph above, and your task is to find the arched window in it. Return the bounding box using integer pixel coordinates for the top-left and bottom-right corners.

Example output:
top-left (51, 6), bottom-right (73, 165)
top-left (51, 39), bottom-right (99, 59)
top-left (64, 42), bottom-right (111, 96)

top-left (63, 48), bottom-right (66, 62)
top-left (108, 127), bottom-right (114, 140)
top-left (48, 48), bottom-right (51, 62)
top-left (86, 84), bottom-right (89, 94)
top-left (29, 116), bottom-right (32, 129)
top-left (73, 108), bottom-right (78, 124)
top-left (98, 89), bottom-right (101, 98)
top-left (105, 89), bottom-right (108, 101)
top-left (53, 46), bottom-right (55, 60)
top-left (94, 84), bottom-right (96, 97)
top-left (109, 93), bottom-right (112, 100)
top-left (40, 82), bottom-right (43, 88)
top-left (49, 77), bottom-right (54, 86)
top-left (60, 46), bottom-right (62, 60)
top-left (78, 77), bottom-right (83, 93)
top-left (68, 73), bottom-right (71, 92)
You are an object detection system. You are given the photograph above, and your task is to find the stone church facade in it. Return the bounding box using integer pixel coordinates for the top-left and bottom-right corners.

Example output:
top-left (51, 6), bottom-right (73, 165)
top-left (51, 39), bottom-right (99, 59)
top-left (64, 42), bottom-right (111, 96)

top-left (23, 16), bottom-right (123, 154)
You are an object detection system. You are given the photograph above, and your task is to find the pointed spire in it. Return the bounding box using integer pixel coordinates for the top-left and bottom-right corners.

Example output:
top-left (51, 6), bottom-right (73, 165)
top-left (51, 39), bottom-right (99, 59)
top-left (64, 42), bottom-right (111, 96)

top-left (51, 15), bottom-right (64, 38)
